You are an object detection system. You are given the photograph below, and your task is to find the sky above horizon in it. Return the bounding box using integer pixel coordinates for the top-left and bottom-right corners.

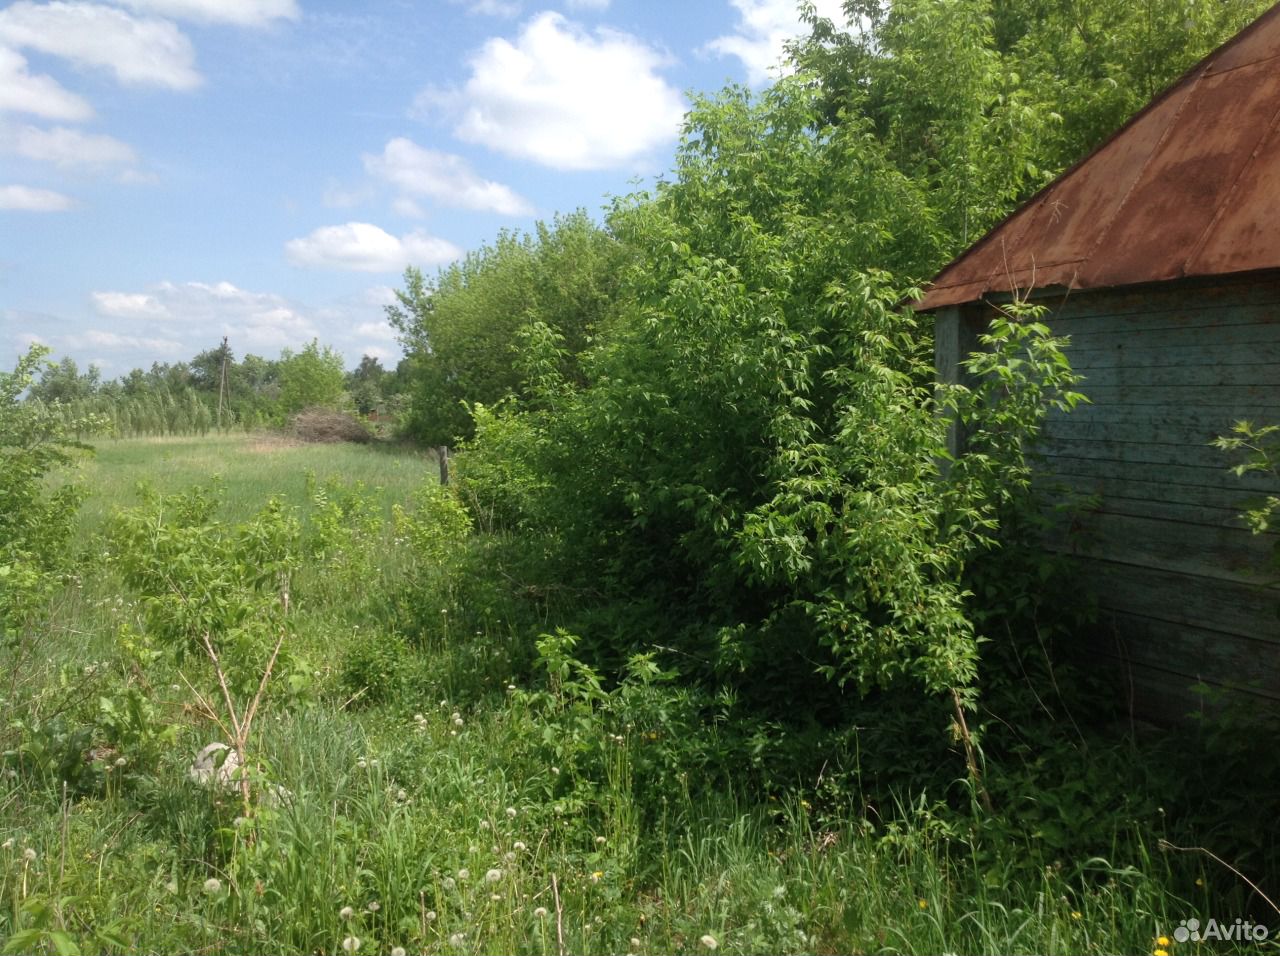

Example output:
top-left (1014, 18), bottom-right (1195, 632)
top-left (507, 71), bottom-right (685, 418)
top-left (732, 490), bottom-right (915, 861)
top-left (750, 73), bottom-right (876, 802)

top-left (0, 0), bottom-right (848, 378)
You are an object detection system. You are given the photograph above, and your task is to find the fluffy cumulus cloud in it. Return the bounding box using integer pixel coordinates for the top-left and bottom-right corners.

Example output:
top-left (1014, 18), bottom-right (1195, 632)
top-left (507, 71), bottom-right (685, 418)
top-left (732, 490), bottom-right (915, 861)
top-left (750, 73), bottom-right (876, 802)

top-left (422, 12), bottom-right (685, 171)
top-left (0, 47), bottom-right (94, 121)
top-left (363, 138), bottom-right (532, 216)
top-left (0, 183), bottom-right (74, 210)
top-left (111, 0), bottom-right (300, 27)
top-left (0, 1), bottom-right (201, 90)
top-left (91, 280), bottom-right (319, 352)
top-left (285, 222), bottom-right (462, 273)
top-left (5, 124), bottom-right (138, 169)
top-left (706, 0), bottom-right (849, 85)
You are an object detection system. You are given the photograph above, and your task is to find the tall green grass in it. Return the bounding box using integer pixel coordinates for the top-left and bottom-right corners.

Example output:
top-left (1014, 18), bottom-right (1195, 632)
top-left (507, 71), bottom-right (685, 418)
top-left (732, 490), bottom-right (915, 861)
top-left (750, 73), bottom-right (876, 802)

top-left (1, 434), bottom-right (1266, 955)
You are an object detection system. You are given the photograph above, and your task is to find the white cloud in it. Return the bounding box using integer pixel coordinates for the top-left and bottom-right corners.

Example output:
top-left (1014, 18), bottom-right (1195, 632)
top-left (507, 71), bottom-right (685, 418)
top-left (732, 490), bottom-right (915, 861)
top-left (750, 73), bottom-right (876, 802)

top-left (0, 184), bottom-right (74, 210)
top-left (565, 0), bottom-right (610, 9)
top-left (391, 195), bottom-right (425, 218)
top-left (6, 125), bottom-right (138, 169)
top-left (706, 0), bottom-right (848, 85)
top-left (91, 290), bottom-right (170, 319)
top-left (451, 0), bottom-right (522, 17)
top-left (0, 47), bottom-right (94, 121)
top-left (111, 0), bottom-right (300, 27)
top-left (354, 320), bottom-right (397, 341)
top-left (65, 329), bottom-right (184, 353)
top-left (0, 1), bottom-right (201, 90)
top-left (422, 12), bottom-right (685, 171)
top-left (364, 138), bottom-right (533, 215)
top-left (284, 222), bottom-right (462, 273)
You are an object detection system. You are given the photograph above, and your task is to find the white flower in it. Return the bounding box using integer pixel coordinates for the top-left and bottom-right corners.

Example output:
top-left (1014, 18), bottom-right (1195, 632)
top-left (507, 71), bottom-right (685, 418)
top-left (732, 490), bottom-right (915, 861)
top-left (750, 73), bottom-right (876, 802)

top-left (342, 936), bottom-right (361, 953)
top-left (457, 868), bottom-right (469, 880)
top-left (700, 934), bottom-right (718, 950)
top-left (595, 836), bottom-right (606, 845)
top-left (22, 848), bottom-right (38, 862)
top-left (449, 932), bottom-right (465, 946)
top-left (391, 948), bottom-right (406, 956)
top-left (505, 807), bottom-right (517, 818)
top-left (203, 877), bottom-right (222, 895)
top-left (453, 717), bottom-right (464, 728)
top-left (485, 868), bottom-right (502, 883)
top-left (534, 907), bottom-right (548, 918)
top-left (357, 758), bottom-right (368, 770)
top-left (513, 841), bottom-right (526, 852)
top-left (340, 905), bottom-right (355, 920)
top-left (114, 756), bottom-right (127, 768)
top-left (367, 901), bottom-right (380, 912)
top-left (425, 910), bottom-right (437, 921)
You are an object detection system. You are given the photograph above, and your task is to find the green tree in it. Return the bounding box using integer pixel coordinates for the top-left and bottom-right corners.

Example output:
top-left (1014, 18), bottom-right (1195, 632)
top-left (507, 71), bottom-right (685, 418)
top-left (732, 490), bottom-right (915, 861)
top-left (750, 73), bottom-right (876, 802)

top-left (387, 210), bottom-right (624, 446)
top-left (347, 354), bottom-right (387, 415)
top-left (278, 340), bottom-right (346, 414)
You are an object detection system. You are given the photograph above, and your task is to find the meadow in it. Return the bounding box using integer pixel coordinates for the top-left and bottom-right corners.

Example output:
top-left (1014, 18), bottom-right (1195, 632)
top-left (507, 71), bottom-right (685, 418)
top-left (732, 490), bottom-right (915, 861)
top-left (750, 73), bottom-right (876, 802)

top-left (3, 431), bottom-right (1273, 955)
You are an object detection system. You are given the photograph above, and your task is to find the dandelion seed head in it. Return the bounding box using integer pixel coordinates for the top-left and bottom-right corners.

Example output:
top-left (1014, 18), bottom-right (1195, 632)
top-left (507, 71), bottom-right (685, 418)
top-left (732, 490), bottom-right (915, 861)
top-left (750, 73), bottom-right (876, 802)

top-left (453, 717), bottom-right (464, 728)
top-left (357, 758), bottom-right (368, 770)
top-left (202, 877), bottom-right (221, 895)
top-left (504, 851), bottom-right (515, 863)
top-left (340, 906), bottom-right (355, 920)
top-left (485, 868), bottom-right (502, 883)
top-left (534, 906), bottom-right (548, 918)
top-left (631, 938), bottom-right (641, 949)
top-left (397, 788), bottom-right (408, 801)
top-left (367, 900), bottom-right (380, 912)
top-left (505, 807), bottom-right (517, 818)
top-left (114, 756), bottom-right (127, 767)
top-left (442, 877), bottom-right (456, 891)
top-left (22, 847), bottom-right (38, 862)
top-left (341, 935), bottom-right (361, 953)
top-left (391, 948), bottom-right (407, 956)
top-left (700, 934), bottom-right (718, 950)
top-left (1, 838), bottom-right (14, 850)
top-left (426, 910), bottom-right (437, 921)
top-left (479, 820), bottom-right (490, 830)
top-left (449, 932), bottom-right (465, 946)
top-left (595, 836), bottom-right (605, 845)
top-left (513, 841), bottom-right (526, 852)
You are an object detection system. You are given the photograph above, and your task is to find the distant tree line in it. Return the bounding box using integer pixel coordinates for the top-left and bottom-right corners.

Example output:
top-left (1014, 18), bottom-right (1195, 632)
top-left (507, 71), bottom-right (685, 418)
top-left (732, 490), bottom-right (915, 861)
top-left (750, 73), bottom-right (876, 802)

top-left (24, 340), bottom-right (412, 438)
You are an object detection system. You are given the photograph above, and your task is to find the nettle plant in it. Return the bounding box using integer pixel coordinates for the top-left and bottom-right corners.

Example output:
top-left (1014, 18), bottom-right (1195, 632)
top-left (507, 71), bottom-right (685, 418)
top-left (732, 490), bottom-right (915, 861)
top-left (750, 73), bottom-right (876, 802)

top-left (110, 484), bottom-right (301, 810)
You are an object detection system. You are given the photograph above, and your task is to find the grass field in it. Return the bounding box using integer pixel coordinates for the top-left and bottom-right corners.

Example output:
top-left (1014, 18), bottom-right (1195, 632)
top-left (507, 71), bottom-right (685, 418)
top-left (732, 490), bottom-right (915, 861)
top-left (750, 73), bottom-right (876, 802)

top-left (0, 434), bottom-right (1262, 955)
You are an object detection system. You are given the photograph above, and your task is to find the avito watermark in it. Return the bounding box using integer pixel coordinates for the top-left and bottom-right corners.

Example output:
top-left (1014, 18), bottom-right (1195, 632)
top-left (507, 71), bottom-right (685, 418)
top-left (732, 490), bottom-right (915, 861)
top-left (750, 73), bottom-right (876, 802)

top-left (1174, 917), bottom-right (1270, 944)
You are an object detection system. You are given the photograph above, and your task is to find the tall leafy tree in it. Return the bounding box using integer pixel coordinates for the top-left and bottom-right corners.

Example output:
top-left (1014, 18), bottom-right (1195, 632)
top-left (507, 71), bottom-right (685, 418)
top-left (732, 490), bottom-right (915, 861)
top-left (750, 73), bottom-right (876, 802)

top-left (278, 340), bottom-right (346, 414)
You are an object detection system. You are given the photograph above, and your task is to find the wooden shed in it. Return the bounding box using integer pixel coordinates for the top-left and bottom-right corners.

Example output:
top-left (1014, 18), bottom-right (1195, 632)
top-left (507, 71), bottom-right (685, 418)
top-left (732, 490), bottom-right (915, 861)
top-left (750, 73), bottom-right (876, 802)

top-left (918, 8), bottom-right (1280, 722)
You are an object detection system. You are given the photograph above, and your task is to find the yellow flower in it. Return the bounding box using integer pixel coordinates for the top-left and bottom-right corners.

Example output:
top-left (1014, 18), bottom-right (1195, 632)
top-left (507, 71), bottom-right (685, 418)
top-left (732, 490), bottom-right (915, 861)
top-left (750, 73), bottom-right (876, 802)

top-left (1071, 911), bottom-right (1082, 920)
top-left (590, 871), bottom-right (603, 883)
top-left (1157, 936), bottom-right (1170, 947)
top-left (918, 899), bottom-right (928, 910)
top-left (1195, 877), bottom-right (1204, 887)
top-left (1154, 949), bottom-right (1169, 956)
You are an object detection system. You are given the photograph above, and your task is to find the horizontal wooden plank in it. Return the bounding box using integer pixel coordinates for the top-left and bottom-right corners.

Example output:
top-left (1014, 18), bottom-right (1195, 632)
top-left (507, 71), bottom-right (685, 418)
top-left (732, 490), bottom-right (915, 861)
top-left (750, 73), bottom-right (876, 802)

top-left (1035, 435), bottom-right (1252, 470)
top-left (1070, 384), bottom-right (1278, 406)
top-left (1067, 341), bottom-right (1280, 371)
top-left (1100, 656), bottom-right (1280, 725)
top-left (1073, 363), bottom-right (1280, 387)
top-left (1104, 613), bottom-right (1280, 686)
top-left (1043, 404), bottom-right (1277, 428)
top-left (1076, 560), bottom-right (1280, 639)
top-left (1035, 476), bottom-right (1245, 525)
top-left (1035, 275), bottom-right (1280, 322)
top-left (1045, 511), bottom-right (1279, 584)
top-left (1043, 451), bottom-right (1280, 494)
top-left (1038, 470), bottom-right (1270, 517)
top-left (1062, 314), bottom-right (1280, 350)
top-left (1041, 418), bottom-right (1235, 446)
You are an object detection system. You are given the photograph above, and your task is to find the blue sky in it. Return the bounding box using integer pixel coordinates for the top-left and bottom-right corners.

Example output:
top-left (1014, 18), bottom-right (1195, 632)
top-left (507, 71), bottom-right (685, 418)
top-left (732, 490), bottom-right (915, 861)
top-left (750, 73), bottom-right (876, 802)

top-left (0, 0), bottom-right (846, 376)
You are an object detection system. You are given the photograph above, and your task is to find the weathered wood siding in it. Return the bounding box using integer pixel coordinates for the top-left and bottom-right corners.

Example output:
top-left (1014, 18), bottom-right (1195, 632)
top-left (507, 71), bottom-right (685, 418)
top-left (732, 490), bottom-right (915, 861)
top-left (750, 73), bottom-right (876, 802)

top-left (945, 275), bottom-right (1280, 723)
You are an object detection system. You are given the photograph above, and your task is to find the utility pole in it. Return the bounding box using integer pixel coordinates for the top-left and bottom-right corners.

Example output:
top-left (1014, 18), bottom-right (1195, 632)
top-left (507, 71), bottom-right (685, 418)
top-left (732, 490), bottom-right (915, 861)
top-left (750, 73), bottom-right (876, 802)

top-left (217, 336), bottom-right (229, 430)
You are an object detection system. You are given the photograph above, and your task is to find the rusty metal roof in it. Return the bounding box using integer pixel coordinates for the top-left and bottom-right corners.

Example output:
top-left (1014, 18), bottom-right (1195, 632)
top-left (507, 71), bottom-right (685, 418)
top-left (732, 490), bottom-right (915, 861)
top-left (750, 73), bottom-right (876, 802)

top-left (917, 3), bottom-right (1280, 311)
